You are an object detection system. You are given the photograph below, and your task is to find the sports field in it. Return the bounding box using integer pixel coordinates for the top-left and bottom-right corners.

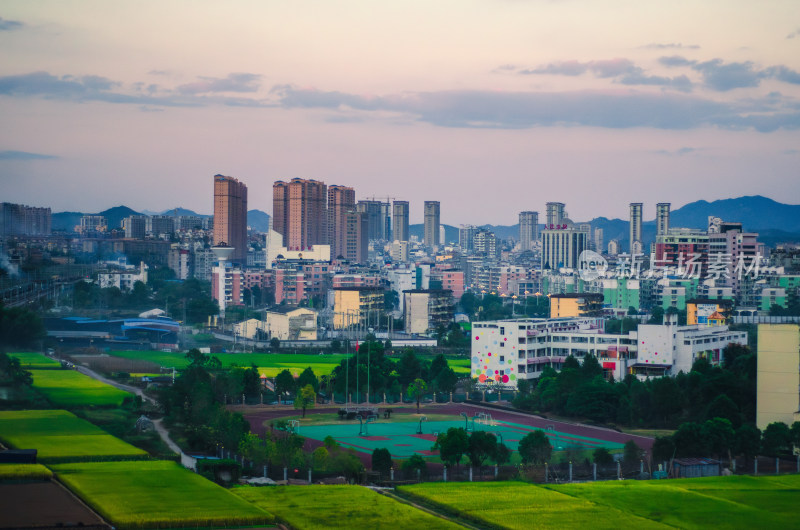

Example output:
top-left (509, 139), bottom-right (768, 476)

top-left (9, 352), bottom-right (61, 369)
top-left (105, 350), bottom-right (471, 376)
top-left (234, 484), bottom-right (460, 529)
top-left (30, 369), bottom-right (132, 407)
top-left (53, 460), bottom-right (273, 530)
top-left (296, 417), bottom-right (623, 458)
top-left (0, 410), bottom-right (147, 463)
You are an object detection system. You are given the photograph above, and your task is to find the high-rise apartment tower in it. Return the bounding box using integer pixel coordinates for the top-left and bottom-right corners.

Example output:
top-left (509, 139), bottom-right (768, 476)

top-left (519, 211), bottom-right (539, 251)
top-left (424, 201), bottom-right (440, 247)
top-left (213, 174), bottom-right (248, 263)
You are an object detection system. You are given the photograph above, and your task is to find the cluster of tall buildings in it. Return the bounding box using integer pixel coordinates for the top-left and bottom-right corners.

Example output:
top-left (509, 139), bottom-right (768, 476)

top-left (0, 202), bottom-right (51, 237)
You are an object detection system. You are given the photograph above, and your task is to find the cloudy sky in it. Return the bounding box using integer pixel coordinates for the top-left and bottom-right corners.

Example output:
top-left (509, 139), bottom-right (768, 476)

top-left (1, 1), bottom-right (799, 224)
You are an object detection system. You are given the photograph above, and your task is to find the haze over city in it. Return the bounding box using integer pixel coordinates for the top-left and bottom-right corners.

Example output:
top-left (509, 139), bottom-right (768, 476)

top-left (1, 1), bottom-right (799, 224)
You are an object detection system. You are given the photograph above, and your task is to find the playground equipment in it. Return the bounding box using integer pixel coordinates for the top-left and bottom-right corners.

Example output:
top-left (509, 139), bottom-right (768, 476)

top-left (357, 414), bottom-right (378, 436)
top-left (417, 416), bottom-right (428, 435)
top-left (460, 412), bottom-right (471, 432)
top-left (473, 412), bottom-right (496, 427)
top-left (288, 420), bottom-right (300, 435)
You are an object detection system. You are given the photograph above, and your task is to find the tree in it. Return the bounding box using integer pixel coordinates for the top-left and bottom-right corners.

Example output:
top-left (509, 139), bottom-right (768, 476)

top-left (434, 367), bottom-right (458, 394)
top-left (297, 367), bottom-right (319, 392)
top-left (790, 421), bottom-right (800, 449)
top-left (593, 447), bottom-right (614, 466)
top-left (294, 384), bottom-right (316, 418)
top-left (494, 443), bottom-right (512, 466)
top-left (407, 378), bottom-right (428, 413)
top-left (402, 454), bottom-right (428, 479)
top-left (762, 422), bottom-right (791, 457)
top-left (704, 394), bottom-right (741, 428)
top-left (703, 417), bottom-right (735, 462)
top-left (270, 337), bottom-right (281, 350)
top-left (371, 448), bottom-right (393, 477)
top-left (429, 354), bottom-right (449, 382)
top-left (238, 432), bottom-right (273, 466)
top-left (274, 369), bottom-right (296, 398)
top-left (0, 305), bottom-right (45, 349)
top-left (673, 422), bottom-right (708, 457)
top-left (397, 350), bottom-right (423, 386)
top-left (274, 433), bottom-right (305, 468)
top-left (434, 427), bottom-right (469, 470)
top-left (735, 424), bottom-right (761, 465)
top-left (623, 440), bottom-right (641, 464)
top-left (518, 430), bottom-right (552, 465)
top-left (648, 306), bottom-right (664, 324)
top-left (310, 447), bottom-right (329, 471)
top-left (651, 436), bottom-right (675, 464)
top-left (0, 352), bottom-right (33, 387)
top-left (242, 364), bottom-right (262, 398)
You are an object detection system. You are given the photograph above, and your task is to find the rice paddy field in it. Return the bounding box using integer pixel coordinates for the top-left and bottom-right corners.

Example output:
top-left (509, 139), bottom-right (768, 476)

top-left (548, 475), bottom-right (800, 529)
top-left (9, 351), bottom-right (62, 369)
top-left (234, 484), bottom-right (460, 530)
top-left (30, 368), bottom-right (131, 407)
top-left (0, 464), bottom-right (53, 481)
top-left (52, 460), bottom-right (274, 530)
top-left (399, 475), bottom-right (800, 530)
top-left (399, 482), bottom-right (666, 529)
top-left (0, 410), bottom-right (147, 463)
top-left (105, 350), bottom-right (471, 377)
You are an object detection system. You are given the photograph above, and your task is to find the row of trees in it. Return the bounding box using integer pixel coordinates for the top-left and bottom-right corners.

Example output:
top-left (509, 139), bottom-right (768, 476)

top-left (157, 350), bottom-right (251, 451)
top-left (653, 418), bottom-right (800, 465)
top-left (514, 344), bottom-right (755, 429)
top-left (238, 431), bottom-right (365, 481)
top-left (0, 304), bottom-right (45, 349)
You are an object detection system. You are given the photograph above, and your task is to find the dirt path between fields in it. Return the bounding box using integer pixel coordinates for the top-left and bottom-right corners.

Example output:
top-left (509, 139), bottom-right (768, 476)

top-left (75, 365), bottom-right (182, 456)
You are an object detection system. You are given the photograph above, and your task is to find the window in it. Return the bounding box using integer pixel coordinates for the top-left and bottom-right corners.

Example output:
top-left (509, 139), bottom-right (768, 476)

top-left (500, 356), bottom-right (505, 362)
top-left (500, 342), bottom-right (505, 348)
top-left (500, 327), bottom-right (505, 335)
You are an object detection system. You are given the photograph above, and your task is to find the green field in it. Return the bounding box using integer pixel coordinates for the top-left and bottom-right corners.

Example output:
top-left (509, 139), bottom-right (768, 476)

top-left (399, 476), bottom-right (800, 530)
top-left (106, 350), bottom-right (471, 376)
top-left (548, 475), bottom-right (800, 529)
top-left (234, 484), bottom-right (459, 530)
top-left (0, 410), bottom-right (147, 463)
top-left (9, 351), bottom-right (62, 369)
top-left (0, 464), bottom-right (53, 481)
top-left (53, 460), bottom-right (273, 530)
top-left (30, 369), bottom-right (131, 407)
top-left (399, 482), bottom-right (665, 529)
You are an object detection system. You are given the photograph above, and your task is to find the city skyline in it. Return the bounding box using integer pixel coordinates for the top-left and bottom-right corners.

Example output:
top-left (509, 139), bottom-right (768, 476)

top-left (1, 2), bottom-right (799, 224)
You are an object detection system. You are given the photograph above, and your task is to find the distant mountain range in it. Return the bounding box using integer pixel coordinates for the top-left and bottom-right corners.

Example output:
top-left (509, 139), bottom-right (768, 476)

top-left (50, 196), bottom-right (800, 245)
top-left (52, 206), bottom-right (270, 232)
top-left (477, 195), bottom-right (800, 247)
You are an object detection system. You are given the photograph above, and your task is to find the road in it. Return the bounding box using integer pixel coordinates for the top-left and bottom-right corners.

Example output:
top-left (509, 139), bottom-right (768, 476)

top-left (75, 365), bottom-right (182, 455)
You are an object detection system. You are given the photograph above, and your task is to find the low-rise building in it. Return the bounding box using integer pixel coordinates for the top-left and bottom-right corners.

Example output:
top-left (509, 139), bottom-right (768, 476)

top-left (756, 324), bottom-right (800, 429)
top-left (263, 307), bottom-right (318, 340)
top-left (549, 293), bottom-right (604, 318)
top-left (332, 286), bottom-right (384, 329)
top-left (403, 289), bottom-right (454, 334)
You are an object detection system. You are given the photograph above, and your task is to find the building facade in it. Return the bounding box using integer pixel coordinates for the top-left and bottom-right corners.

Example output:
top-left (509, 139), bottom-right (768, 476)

top-left (392, 200), bottom-right (409, 242)
top-left (213, 174), bottom-right (248, 263)
top-left (424, 201), bottom-right (440, 248)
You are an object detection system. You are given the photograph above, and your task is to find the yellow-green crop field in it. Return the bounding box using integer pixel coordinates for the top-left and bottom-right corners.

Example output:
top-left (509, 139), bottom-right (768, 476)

top-left (52, 460), bottom-right (274, 530)
top-left (0, 463), bottom-right (53, 481)
top-left (400, 476), bottom-right (800, 530)
top-left (399, 482), bottom-right (665, 529)
top-left (31, 369), bottom-right (131, 407)
top-left (0, 410), bottom-right (147, 463)
top-left (9, 352), bottom-right (61, 369)
top-left (548, 475), bottom-right (800, 529)
top-left (234, 484), bottom-right (460, 530)
top-left (106, 350), bottom-right (471, 376)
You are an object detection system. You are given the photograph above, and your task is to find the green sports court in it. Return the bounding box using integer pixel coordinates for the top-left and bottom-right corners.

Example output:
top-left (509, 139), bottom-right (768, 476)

top-left (295, 415), bottom-right (625, 458)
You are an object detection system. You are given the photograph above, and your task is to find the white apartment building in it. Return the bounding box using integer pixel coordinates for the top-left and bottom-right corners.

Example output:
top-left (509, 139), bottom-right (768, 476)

top-left (97, 262), bottom-right (148, 291)
top-left (472, 317), bottom-right (748, 388)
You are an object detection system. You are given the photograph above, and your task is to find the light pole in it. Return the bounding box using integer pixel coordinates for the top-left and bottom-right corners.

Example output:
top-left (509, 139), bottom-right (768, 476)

top-left (367, 327), bottom-right (374, 405)
top-left (512, 295), bottom-right (518, 317)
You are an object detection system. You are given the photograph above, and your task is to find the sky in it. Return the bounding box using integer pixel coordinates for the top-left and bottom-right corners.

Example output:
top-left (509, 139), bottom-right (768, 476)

top-left (1, 1), bottom-right (799, 225)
